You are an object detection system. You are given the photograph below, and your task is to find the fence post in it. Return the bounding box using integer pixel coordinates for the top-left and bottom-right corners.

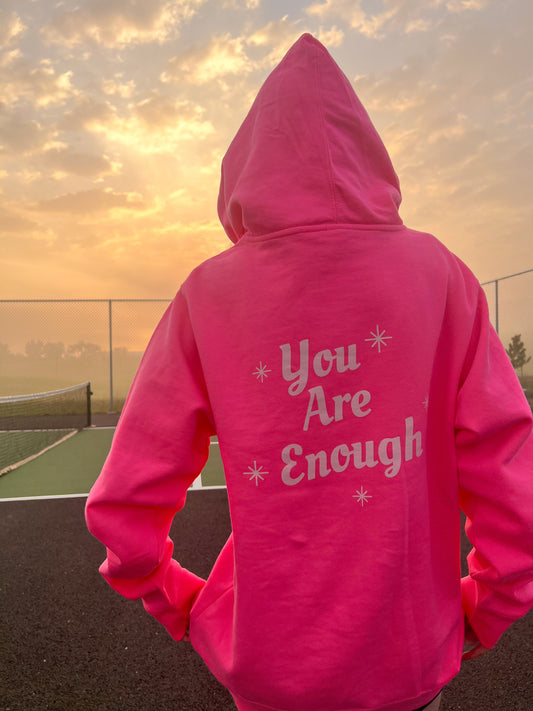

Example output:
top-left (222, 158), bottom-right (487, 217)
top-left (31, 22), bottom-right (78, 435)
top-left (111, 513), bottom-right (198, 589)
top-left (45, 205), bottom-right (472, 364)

top-left (108, 299), bottom-right (114, 413)
top-left (495, 280), bottom-right (499, 335)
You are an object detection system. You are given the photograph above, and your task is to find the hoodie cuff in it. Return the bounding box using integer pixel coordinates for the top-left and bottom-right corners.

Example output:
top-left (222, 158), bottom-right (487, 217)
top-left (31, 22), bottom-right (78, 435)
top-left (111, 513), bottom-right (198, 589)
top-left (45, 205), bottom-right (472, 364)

top-left (142, 567), bottom-right (206, 641)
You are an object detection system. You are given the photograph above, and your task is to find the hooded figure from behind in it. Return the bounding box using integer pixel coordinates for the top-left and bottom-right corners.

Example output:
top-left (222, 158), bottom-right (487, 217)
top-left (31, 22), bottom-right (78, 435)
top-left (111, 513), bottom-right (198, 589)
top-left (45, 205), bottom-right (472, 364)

top-left (86, 34), bottom-right (533, 711)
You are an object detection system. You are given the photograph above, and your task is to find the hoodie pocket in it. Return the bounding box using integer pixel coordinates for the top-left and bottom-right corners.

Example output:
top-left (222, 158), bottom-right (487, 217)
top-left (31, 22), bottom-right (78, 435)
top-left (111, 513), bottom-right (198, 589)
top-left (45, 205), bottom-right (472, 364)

top-left (190, 577), bottom-right (234, 623)
top-left (189, 582), bottom-right (235, 687)
top-left (189, 533), bottom-right (234, 623)
top-left (188, 534), bottom-right (235, 682)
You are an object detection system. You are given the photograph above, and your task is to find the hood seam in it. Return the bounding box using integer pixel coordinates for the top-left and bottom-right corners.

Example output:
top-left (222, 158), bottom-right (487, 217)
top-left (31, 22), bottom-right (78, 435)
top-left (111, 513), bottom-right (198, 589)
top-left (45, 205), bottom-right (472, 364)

top-left (314, 45), bottom-right (338, 224)
top-left (238, 222), bottom-right (406, 244)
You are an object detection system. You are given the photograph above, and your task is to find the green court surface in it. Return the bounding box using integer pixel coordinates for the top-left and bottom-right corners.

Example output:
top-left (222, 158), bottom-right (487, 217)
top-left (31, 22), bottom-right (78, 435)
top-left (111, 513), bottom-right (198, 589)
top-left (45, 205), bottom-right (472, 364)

top-left (0, 428), bottom-right (225, 500)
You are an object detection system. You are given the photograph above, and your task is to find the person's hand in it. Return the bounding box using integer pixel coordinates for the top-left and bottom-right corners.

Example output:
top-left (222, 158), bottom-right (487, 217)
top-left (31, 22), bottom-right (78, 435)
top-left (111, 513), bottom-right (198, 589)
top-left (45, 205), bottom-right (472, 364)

top-left (462, 618), bottom-right (490, 661)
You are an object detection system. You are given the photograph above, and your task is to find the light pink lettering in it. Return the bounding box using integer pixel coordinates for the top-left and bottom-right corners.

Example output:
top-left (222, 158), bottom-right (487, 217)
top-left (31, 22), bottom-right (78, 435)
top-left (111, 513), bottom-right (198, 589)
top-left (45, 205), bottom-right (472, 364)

top-left (281, 444), bottom-right (305, 486)
top-left (350, 390), bottom-right (372, 418)
top-left (280, 340), bottom-right (310, 396)
top-left (303, 386), bottom-right (334, 431)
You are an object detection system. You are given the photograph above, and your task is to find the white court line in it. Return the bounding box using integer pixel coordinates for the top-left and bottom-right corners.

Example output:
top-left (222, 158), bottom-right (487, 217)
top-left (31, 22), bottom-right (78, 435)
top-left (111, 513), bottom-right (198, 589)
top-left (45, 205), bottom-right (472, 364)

top-left (0, 485), bottom-right (228, 503)
top-left (0, 436), bottom-right (225, 501)
top-left (0, 493), bottom-right (90, 502)
top-left (89, 426), bottom-right (219, 442)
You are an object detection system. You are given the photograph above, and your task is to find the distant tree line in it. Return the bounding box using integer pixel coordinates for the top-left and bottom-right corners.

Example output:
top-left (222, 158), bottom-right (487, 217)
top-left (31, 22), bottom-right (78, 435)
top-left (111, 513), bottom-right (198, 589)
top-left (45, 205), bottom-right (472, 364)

top-left (0, 341), bottom-right (135, 361)
top-left (1, 334), bottom-right (530, 374)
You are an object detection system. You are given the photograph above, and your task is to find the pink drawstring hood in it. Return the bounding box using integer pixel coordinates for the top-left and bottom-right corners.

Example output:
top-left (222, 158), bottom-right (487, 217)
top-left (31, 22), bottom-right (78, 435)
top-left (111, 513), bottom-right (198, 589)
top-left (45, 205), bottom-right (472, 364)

top-left (218, 34), bottom-right (402, 242)
top-left (86, 34), bottom-right (533, 711)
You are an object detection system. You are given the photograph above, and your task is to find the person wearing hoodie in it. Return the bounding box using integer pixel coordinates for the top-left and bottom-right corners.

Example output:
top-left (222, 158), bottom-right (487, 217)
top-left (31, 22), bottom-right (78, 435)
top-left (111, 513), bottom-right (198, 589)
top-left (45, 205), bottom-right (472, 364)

top-left (85, 34), bottom-right (533, 711)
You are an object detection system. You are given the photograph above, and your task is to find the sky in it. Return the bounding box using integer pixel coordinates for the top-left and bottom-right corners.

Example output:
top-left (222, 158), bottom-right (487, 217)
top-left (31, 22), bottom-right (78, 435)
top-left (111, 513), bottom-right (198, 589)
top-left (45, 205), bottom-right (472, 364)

top-left (0, 0), bottom-right (532, 303)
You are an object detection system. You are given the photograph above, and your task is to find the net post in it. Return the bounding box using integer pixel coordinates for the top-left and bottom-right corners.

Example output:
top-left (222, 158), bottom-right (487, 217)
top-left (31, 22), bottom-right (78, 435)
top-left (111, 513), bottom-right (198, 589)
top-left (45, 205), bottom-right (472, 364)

top-left (495, 279), bottom-right (499, 335)
top-left (108, 299), bottom-right (114, 413)
top-left (87, 382), bottom-right (92, 428)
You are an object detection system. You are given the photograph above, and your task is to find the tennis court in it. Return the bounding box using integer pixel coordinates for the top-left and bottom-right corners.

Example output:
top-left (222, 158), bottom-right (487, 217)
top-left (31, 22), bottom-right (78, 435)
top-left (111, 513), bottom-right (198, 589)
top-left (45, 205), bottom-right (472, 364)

top-left (0, 427), bottom-right (225, 501)
top-left (1, 395), bottom-right (532, 709)
top-left (0, 381), bottom-right (226, 500)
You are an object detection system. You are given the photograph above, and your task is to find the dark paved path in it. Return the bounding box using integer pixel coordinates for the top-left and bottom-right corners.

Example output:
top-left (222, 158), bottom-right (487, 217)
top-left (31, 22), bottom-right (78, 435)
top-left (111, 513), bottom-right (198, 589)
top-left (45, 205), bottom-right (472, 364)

top-left (1, 492), bottom-right (531, 710)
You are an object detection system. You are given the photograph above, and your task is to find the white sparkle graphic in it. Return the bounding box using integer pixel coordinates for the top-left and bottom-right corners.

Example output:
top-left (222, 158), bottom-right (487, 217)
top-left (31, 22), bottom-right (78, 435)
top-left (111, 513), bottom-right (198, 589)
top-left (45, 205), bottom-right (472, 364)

top-left (365, 325), bottom-right (392, 353)
top-left (423, 396), bottom-right (429, 409)
top-left (253, 362), bottom-right (272, 382)
top-left (352, 487), bottom-right (372, 507)
top-left (244, 461), bottom-right (268, 486)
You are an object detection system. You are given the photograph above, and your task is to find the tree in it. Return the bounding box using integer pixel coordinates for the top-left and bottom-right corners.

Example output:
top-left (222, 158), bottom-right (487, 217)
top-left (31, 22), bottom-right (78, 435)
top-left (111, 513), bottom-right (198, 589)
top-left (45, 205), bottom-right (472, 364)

top-left (506, 334), bottom-right (531, 375)
top-left (0, 343), bottom-right (12, 362)
top-left (67, 341), bottom-right (103, 361)
top-left (43, 342), bottom-right (65, 360)
top-left (25, 339), bottom-right (46, 360)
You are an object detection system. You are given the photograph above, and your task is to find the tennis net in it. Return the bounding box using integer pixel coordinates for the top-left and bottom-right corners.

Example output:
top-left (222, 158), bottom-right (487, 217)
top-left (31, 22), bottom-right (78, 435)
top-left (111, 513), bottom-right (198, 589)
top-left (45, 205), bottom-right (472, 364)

top-left (0, 382), bottom-right (92, 476)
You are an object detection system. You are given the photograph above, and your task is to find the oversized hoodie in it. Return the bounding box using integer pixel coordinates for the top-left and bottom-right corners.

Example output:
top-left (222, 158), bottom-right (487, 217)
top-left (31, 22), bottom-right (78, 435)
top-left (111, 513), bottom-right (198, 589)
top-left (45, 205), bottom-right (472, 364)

top-left (85, 34), bottom-right (533, 711)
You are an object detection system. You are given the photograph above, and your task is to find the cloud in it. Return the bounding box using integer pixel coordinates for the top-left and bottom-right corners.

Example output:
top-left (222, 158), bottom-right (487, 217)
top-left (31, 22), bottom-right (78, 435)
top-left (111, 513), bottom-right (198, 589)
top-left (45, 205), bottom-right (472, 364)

top-left (106, 99), bottom-right (215, 153)
top-left (306, 0), bottom-right (393, 38)
top-left (405, 18), bottom-right (433, 33)
top-left (160, 18), bottom-right (343, 99)
top-left (306, 0), bottom-right (488, 38)
top-left (41, 147), bottom-right (115, 177)
top-left (0, 105), bottom-right (53, 154)
top-left (446, 0), bottom-right (488, 11)
top-left (41, 0), bottom-right (206, 48)
top-left (2, 0), bottom-right (530, 308)
top-left (59, 89), bottom-right (214, 154)
top-left (346, 2), bottom-right (533, 276)
top-left (0, 204), bottom-right (39, 234)
top-left (162, 33), bottom-right (252, 84)
top-left (0, 10), bottom-right (25, 47)
top-left (316, 25), bottom-right (344, 47)
top-left (102, 76), bottom-right (136, 98)
top-left (161, 16), bottom-right (327, 91)
top-left (246, 16), bottom-right (344, 68)
top-left (222, 0), bottom-right (260, 8)
top-left (0, 52), bottom-right (76, 108)
top-left (60, 97), bottom-right (117, 132)
top-left (161, 14), bottom-right (335, 87)
top-left (133, 92), bottom-right (207, 129)
top-left (247, 16), bottom-right (308, 63)
top-left (34, 188), bottom-right (147, 214)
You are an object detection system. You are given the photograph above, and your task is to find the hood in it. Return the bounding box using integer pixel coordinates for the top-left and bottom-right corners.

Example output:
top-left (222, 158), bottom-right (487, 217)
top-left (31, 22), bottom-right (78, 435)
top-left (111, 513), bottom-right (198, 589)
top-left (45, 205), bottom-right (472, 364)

top-left (218, 33), bottom-right (402, 243)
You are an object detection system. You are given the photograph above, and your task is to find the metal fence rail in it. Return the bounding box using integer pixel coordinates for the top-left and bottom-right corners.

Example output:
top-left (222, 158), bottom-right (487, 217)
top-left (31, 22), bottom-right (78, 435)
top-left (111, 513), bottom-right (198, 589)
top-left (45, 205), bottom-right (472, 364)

top-left (0, 299), bottom-right (171, 411)
top-left (481, 269), bottom-right (533, 336)
top-left (1, 268), bottom-right (532, 411)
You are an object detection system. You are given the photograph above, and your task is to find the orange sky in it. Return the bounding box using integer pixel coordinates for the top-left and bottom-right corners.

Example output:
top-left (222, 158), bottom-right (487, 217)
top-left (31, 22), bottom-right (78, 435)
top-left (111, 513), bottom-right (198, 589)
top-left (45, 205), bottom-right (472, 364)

top-left (1, 0), bottom-right (532, 319)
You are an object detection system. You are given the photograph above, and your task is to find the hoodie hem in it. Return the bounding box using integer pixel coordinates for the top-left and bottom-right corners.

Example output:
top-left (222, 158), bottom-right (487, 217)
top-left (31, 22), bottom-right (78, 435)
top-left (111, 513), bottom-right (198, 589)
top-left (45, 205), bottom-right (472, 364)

top-left (230, 687), bottom-right (444, 711)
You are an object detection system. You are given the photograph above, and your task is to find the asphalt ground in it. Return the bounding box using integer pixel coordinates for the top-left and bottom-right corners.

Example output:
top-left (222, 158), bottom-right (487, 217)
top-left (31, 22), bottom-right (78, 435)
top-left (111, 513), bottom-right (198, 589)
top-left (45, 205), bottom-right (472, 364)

top-left (0, 428), bottom-right (531, 710)
top-left (1, 492), bottom-right (235, 711)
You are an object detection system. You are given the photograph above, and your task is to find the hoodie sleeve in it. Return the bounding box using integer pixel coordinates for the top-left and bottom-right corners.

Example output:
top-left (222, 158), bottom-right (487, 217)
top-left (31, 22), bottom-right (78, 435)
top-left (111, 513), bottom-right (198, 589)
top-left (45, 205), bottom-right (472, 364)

top-left (85, 290), bottom-right (215, 640)
top-left (456, 286), bottom-right (533, 649)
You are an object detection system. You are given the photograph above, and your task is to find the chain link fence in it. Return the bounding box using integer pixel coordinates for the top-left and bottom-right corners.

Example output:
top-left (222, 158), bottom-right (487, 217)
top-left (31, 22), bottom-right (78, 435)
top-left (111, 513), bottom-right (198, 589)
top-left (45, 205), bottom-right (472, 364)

top-left (481, 269), bottom-right (533, 396)
top-left (0, 299), bottom-right (170, 412)
top-left (1, 269), bottom-right (532, 412)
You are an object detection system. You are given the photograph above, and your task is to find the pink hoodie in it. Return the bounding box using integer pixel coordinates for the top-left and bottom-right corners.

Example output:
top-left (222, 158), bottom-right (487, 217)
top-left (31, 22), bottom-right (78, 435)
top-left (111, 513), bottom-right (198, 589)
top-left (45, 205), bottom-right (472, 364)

top-left (86, 34), bottom-right (533, 711)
